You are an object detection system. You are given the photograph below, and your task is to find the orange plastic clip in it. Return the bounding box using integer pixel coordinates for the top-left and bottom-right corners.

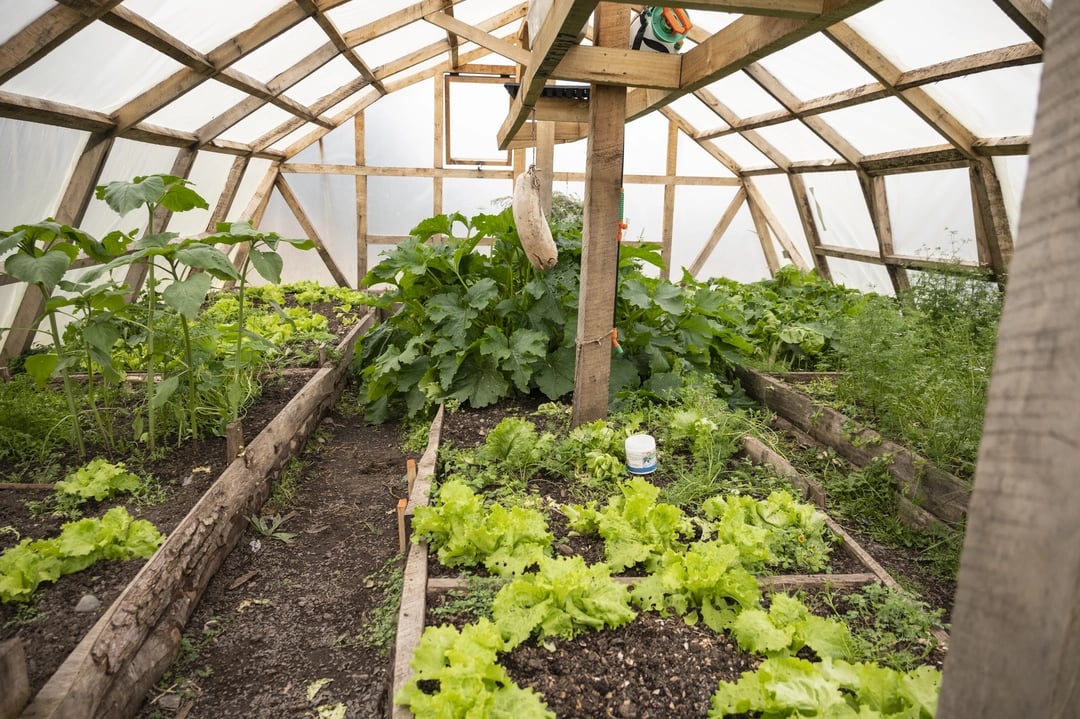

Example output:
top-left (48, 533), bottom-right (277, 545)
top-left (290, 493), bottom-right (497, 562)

top-left (662, 7), bottom-right (693, 35)
top-left (611, 328), bottom-right (623, 355)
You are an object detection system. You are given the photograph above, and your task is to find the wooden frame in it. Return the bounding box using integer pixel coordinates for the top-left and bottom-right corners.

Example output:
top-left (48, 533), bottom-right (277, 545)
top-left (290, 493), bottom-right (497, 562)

top-left (443, 73), bottom-right (514, 167)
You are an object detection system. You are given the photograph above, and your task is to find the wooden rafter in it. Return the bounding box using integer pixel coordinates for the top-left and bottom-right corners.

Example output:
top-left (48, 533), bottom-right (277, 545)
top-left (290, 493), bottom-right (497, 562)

top-left (694, 88), bottom-right (793, 171)
top-left (699, 42), bottom-right (1042, 141)
top-left (0, 90), bottom-right (284, 160)
top-left (108, 1), bottom-right (348, 134)
top-left (0, 0), bottom-right (125, 86)
top-left (603, 0), bottom-right (826, 17)
top-left (860, 174), bottom-right (909, 293)
top-left (425, 11), bottom-right (529, 65)
top-left (295, 0), bottom-right (387, 95)
top-left (826, 23), bottom-right (978, 159)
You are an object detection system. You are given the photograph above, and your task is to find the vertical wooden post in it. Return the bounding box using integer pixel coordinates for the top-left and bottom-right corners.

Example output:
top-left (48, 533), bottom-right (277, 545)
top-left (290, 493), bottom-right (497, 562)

top-left (746, 184), bottom-right (781, 275)
top-left (536, 121), bottom-right (556, 215)
top-left (860, 173), bottom-right (909, 294)
top-left (0, 639), bottom-right (30, 719)
top-left (661, 120), bottom-right (679, 279)
top-left (969, 156), bottom-right (1014, 282)
top-left (355, 113), bottom-right (368, 283)
top-left (938, 2), bottom-right (1080, 713)
top-left (571, 3), bottom-right (627, 428)
top-left (433, 75), bottom-right (445, 217)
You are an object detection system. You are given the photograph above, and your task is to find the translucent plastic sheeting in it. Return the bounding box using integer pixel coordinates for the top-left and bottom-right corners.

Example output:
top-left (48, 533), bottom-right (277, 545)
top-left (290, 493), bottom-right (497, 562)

top-left (817, 98), bottom-right (950, 157)
top-left (143, 81), bottom-right (250, 135)
top-left (286, 56), bottom-right (361, 107)
top-left (553, 137), bottom-right (588, 174)
top-left (754, 33), bottom-right (877, 102)
top-left (326, 0), bottom-right (418, 34)
top-left (752, 122), bottom-right (843, 164)
top-left (277, 172), bottom-right (359, 284)
top-left (847, 0), bottom-right (1030, 71)
top-left (230, 19), bottom-right (329, 84)
top-left (0, 119), bottom-right (86, 228)
top-left (827, 256), bottom-right (894, 295)
top-left (1, 22), bottom-right (184, 114)
top-left (926, 66), bottom-right (1042, 138)
top-left (702, 72), bottom-right (786, 119)
top-left (672, 186), bottom-right (740, 271)
top-left (358, 23), bottom-right (448, 69)
top-left (994, 155), bottom-right (1029, 239)
top-left (291, 122), bottom-right (356, 165)
top-left (443, 177), bottom-right (513, 218)
top-left (121, 0), bottom-right (291, 55)
top-left (710, 134), bottom-right (772, 170)
top-left (447, 81), bottom-right (513, 164)
top-left (367, 177), bottom-right (433, 235)
top-left (677, 135), bottom-right (736, 177)
top-left (258, 191), bottom-right (338, 286)
top-left (271, 122), bottom-right (326, 155)
top-left (621, 184), bottom-right (664, 247)
top-left (0, 0), bottom-right (53, 45)
top-left (801, 172), bottom-right (876, 251)
top-left (170, 152), bottom-right (238, 236)
top-left (886, 169), bottom-right (978, 261)
top-left (747, 174), bottom-right (814, 269)
top-left (227, 158), bottom-right (275, 222)
top-left (623, 114), bottom-right (669, 176)
top-left (365, 83), bottom-right (434, 168)
top-left (78, 140), bottom-right (185, 239)
top-left (692, 204), bottom-right (773, 284)
top-left (668, 95), bottom-right (723, 135)
top-left (454, 0), bottom-right (518, 26)
top-left (218, 104), bottom-right (295, 146)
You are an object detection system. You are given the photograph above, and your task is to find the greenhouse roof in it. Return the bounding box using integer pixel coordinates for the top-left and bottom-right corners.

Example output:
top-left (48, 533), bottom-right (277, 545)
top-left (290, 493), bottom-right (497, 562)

top-left (0, 0), bottom-right (1049, 360)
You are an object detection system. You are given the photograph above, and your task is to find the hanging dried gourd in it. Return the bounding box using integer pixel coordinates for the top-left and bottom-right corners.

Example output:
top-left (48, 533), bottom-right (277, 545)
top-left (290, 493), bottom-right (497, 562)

top-left (512, 166), bottom-right (558, 270)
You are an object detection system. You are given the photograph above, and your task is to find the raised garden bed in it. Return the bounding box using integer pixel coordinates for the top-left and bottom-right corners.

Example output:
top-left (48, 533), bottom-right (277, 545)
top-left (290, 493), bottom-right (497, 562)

top-left (1, 312), bottom-right (373, 719)
top-left (390, 396), bottom-right (949, 719)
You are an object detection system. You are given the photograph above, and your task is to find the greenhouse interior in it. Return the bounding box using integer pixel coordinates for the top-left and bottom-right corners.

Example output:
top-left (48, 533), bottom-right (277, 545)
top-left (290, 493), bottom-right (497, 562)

top-left (0, 1), bottom-right (1076, 718)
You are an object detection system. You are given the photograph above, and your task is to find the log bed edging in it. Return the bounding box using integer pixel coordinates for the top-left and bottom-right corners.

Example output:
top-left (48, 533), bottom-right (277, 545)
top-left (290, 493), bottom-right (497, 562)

top-left (19, 311), bottom-right (376, 719)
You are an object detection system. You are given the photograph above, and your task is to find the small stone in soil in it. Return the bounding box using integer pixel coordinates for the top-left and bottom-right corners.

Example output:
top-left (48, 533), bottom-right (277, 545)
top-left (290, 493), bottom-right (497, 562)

top-left (74, 594), bottom-right (101, 613)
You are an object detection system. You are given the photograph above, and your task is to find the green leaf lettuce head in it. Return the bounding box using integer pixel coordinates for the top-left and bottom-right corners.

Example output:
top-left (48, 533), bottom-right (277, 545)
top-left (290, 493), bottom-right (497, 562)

top-left (411, 479), bottom-right (552, 576)
top-left (492, 555), bottom-right (637, 649)
top-left (395, 619), bottom-right (555, 719)
top-left (709, 656), bottom-right (941, 719)
top-left (55, 458), bottom-right (141, 502)
top-left (0, 506), bottom-right (165, 603)
top-left (732, 593), bottom-right (852, 660)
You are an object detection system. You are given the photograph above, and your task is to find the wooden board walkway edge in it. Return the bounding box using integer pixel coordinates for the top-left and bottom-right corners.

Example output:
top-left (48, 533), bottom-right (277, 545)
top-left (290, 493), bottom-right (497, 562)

top-left (19, 311), bottom-right (375, 719)
top-left (391, 405), bottom-right (444, 719)
top-left (734, 366), bottom-right (970, 527)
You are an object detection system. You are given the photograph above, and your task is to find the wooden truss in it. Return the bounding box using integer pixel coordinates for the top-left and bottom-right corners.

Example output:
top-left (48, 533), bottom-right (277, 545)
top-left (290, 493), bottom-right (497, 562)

top-left (0, 0), bottom-right (1047, 363)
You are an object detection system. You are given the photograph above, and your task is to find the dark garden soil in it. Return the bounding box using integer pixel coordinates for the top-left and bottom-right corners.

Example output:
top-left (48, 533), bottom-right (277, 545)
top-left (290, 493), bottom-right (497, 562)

top-left (1, 382), bottom-right (955, 719)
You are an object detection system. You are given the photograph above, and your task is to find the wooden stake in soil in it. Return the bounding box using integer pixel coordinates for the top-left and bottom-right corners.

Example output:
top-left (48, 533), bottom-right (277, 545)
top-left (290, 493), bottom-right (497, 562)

top-left (396, 498), bottom-right (408, 553)
top-left (0, 639), bottom-right (30, 719)
top-left (226, 420), bottom-right (244, 461)
top-left (406, 458), bottom-right (417, 495)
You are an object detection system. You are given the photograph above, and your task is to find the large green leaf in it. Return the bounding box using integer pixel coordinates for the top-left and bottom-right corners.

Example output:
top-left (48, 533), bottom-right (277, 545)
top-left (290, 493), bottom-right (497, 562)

top-left (653, 281), bottom-right (687, 315)
top-left (532, 345), bottom-right (575, 400)
top-left (176, 244), bottom-right (239, 280)
top-left (97, 176), bottom-right (167, 217)
top-left (5, 250), bottom-right (73, 292)
top-left (248, 249), bottom-right (284, 284)
top-left (24, 353), bottom-right (58, 387)
top-left (158, 178), bottom-right (209, 213)
top-left (162, 273), bottom-right (212, 320)
top-left (151, 375), bottom-right (181, 410)
top-left (452, 356), bottom-right (509, 408)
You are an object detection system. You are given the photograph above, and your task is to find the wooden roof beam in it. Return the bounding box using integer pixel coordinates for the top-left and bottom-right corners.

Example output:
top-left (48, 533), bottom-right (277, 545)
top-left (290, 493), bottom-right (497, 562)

top-left (602, 0), bottom-right (825, 17)
top-left (425, 11), bottom-right (530, 65)
top-left (700, 42), bottom-right (1040, 140)
top-left (625, 0), bottom-right (884, 122)
top-left (496, 0), bottom-right (600, 149)
top-left (694, 87), bottom-right (792, 171)
top-left (1, 0), bottom-right (125, 85)
top-left (341, 0), bottom-right (467, 47)
top-left (825, 22), bottom-right (979, 159)
top-left (295, 0), bottom-right (387, 95)
top-left (110, 1), bottom-right (349, 133)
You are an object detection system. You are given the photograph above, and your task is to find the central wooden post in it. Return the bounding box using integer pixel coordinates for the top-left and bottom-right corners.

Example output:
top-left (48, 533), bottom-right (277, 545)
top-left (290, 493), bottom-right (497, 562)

top-left (571, 3), bottom-right (627, 427)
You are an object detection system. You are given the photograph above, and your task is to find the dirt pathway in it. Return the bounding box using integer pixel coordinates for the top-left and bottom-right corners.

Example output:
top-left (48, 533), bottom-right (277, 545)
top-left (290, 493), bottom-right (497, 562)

top-left (137, 401), bottom-right (412, 719)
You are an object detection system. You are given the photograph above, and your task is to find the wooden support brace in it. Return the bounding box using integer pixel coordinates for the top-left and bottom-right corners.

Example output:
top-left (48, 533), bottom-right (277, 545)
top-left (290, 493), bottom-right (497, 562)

top-left (396, 498), bottom-right (408, 554)
top-left (407, 458), bottom-right (418, 495)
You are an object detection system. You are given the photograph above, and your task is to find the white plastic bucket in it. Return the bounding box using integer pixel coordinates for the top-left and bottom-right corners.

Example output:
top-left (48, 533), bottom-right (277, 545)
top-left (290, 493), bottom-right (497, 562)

top-left (625, 434), bottom-right (657, 475)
